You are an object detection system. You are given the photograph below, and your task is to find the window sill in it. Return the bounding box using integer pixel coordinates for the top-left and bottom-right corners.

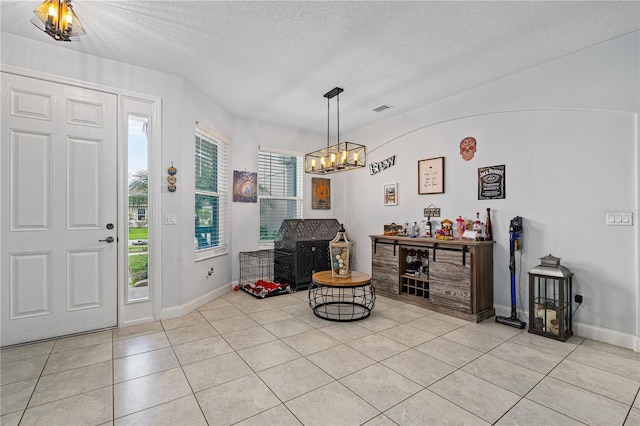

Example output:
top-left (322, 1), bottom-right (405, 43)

top-left (195, 246), bottom-right (228, 262)
top-left (258, 241), bottom-right (274, 250)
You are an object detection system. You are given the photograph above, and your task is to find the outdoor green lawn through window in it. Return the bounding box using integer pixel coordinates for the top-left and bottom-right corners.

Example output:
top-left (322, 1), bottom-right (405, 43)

top-left (129, 228), bottom-right (148, 240)
top-left (128, 115), bottom-right (150, 301)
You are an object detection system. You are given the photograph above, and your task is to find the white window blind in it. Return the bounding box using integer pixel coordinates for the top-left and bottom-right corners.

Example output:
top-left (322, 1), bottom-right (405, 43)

top-left (195, 127), bottom-right (228, 257)
top-left (258, 150), bottom-right (303, 242)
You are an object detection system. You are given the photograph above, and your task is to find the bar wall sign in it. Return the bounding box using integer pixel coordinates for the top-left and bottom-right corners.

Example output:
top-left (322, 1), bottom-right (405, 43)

top-left (478, 164), bottom-right (506, 200)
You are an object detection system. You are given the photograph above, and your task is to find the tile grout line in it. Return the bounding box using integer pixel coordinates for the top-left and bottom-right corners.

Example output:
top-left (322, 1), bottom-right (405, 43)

top-left (494, 337), bottom-right (602, 425)
top-left (162, 314), bottom-right (211, 426)
top-left (14, 341), bottom-right (53, 425)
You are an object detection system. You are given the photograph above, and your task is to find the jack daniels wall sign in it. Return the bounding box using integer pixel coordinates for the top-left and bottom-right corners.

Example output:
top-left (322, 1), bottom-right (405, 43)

top-left (478, 164), bottom-right (506, 200)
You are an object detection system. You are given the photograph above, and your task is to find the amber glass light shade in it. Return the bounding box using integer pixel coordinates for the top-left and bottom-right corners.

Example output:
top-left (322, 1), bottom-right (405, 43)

top-left (31, 0), bottom-right (85, 41)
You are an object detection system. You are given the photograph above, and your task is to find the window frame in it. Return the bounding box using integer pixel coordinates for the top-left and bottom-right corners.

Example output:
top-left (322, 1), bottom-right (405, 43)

top-left (258, 147), bottom-right (304, 248)
top-left (194, 125), bottom-right (229, 261)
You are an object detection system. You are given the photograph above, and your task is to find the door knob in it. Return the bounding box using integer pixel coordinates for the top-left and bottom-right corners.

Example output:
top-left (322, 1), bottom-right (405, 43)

top-left (99, 236), bottom-right (115, 243)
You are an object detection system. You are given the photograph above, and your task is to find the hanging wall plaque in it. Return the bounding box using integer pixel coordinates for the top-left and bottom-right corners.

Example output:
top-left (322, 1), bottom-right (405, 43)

top-left (478, 165), bottom-right (506, 200)
top-left (312, 177), bottom-right (331, 209)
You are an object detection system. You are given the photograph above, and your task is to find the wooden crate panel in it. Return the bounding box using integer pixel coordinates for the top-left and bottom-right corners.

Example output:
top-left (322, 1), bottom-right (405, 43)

top-left (371, 241), bottom-right (399, 294)
top-left (429, 251), bottom-right (471, 312)
top-left (429, 280), bottom-right (471, 313)
top-left (429, 251), bottom-right (471, 286)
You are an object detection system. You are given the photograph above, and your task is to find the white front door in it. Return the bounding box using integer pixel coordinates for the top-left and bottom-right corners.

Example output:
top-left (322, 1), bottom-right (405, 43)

top-left (1, 73), bottom-right (118, 346)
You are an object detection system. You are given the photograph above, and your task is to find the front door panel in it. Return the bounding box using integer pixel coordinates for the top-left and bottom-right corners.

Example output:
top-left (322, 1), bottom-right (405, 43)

top-left (1, 73), bottom-right (118, 346)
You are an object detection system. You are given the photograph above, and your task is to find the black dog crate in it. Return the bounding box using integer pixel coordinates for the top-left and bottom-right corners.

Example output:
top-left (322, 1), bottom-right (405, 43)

top-left (274, 219), bottom-right (341, 291)
top-left (238, 249), bottom-right (292, 298)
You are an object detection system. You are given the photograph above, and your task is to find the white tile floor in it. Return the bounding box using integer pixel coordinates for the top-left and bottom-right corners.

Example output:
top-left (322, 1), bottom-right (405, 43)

top-left (1, 290), bottom-right (639, 426)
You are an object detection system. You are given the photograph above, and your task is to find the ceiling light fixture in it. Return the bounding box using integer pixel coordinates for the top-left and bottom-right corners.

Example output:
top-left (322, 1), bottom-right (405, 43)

top-left (305, 87), bottom-right (366, 174)
top-left (31, 0), bottom-right (85, 42)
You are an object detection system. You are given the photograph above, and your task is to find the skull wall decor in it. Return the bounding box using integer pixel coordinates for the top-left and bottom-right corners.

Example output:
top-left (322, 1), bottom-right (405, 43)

top-left (460, 137), bottom-right (477, 161)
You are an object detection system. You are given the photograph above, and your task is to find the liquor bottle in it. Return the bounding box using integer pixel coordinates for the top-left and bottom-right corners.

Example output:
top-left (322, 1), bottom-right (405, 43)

top-left (425, 220), bottom-right (432, 237)
top-left (412, 222), bottom-right (419, 237)
top-left (473, 212), bottom-right (483, 239)
top-left (485, 208), bottom-right (493, 241)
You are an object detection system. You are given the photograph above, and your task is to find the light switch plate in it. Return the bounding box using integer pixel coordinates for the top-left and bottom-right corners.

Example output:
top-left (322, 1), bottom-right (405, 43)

top-left (605, 211), bottom-right (633, 226)
top-left (164, 213), bottom-right (177, 225)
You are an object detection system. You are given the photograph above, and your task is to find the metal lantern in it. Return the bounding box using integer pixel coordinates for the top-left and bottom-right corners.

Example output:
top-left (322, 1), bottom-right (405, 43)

top-left (329, 224), bottom-right (355, 277)
top-left (528, 254), bottom-right (573, 341)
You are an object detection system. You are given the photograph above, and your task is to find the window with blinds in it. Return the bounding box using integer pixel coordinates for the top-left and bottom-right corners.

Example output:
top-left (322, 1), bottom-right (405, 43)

top-left (258, 150), bottom-right (303, 242)
top-left (195, 127), bottom-right (228, 257)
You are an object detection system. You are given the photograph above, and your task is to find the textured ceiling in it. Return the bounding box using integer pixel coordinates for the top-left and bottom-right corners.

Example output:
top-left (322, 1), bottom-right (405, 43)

top-left (2, 1), bottom-right (639, 136)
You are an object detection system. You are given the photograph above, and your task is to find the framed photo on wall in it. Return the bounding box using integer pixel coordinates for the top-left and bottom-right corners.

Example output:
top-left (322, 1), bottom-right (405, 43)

top-left (383, 183), bottom-right (398, 206)
top-left (312, 177), bottom-right (331, 209)
top-left (418, 156), bottom-right (444, 194)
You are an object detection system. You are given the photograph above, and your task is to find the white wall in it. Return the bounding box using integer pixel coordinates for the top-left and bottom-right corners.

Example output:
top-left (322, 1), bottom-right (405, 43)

top-left (344, 31), bottom-right (639, 345)
top-left (179, 81), bottom-right (235, 305)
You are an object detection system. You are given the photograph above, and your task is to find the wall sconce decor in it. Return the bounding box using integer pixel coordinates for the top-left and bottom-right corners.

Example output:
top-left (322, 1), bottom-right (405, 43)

top-left (167, 163), bottom-right (177, 192)
top-left (31, 0), bottom-right (85, 42)
top-left (304, 87), bottom-right (366, 174)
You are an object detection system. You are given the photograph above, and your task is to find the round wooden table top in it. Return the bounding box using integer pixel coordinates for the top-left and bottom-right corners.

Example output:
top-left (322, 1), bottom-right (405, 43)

top-left (312, 270), bottom-right (372, 287)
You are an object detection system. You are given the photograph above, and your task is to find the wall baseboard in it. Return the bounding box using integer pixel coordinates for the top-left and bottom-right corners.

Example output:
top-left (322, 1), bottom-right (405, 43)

top-left (494, 304), bottom-right (639, 352)
top-left (160, 283), bottom-right (231, 321)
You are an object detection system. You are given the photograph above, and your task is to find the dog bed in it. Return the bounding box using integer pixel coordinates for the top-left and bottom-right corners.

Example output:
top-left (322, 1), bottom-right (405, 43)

top-left (241, 279), bottom-right (291, 298)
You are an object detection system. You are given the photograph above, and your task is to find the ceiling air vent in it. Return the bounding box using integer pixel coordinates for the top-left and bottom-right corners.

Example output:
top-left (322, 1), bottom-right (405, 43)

top-left (372, 104), bottom-right (392, 113)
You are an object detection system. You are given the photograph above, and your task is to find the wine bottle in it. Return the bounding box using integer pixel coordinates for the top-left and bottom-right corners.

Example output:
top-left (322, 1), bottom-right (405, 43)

top-left (485, 208), bottom-right (493, 241)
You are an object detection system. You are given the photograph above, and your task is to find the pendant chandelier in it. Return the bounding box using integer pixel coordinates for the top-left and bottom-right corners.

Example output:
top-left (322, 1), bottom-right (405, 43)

top-left (31, 0), bottom-right (85, 42)
top-left (304, 87), bottom-right (366, 174)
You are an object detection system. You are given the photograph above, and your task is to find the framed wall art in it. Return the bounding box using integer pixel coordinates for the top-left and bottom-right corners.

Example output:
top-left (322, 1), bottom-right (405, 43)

top-left (312, 177), bottom-right (331, 209)
top-left (233, 170), bottom-right (257, 202)
top-left (478, 164), bottom-right (506, 199)
top-left (383, 183), bottom-right (398, 206)
top-left (418, 156), bottom-right (444, 194)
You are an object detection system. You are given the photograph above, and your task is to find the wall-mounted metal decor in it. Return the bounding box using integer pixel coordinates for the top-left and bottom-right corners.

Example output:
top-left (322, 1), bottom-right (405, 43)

top-left (460, 137), bottom-right (477, 161)
top-left (418, 156), bottom-right (444, 194)
top-left (369, 155), bottom-right (396, 175)
top-left (167, 163), bottom-right (177, 192)
top-left (478, 164), bottom-right (506, 200)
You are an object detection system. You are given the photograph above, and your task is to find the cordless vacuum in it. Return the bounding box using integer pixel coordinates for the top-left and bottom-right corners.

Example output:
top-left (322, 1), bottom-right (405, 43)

top-left (496, 216), bottom-right (526, 329)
